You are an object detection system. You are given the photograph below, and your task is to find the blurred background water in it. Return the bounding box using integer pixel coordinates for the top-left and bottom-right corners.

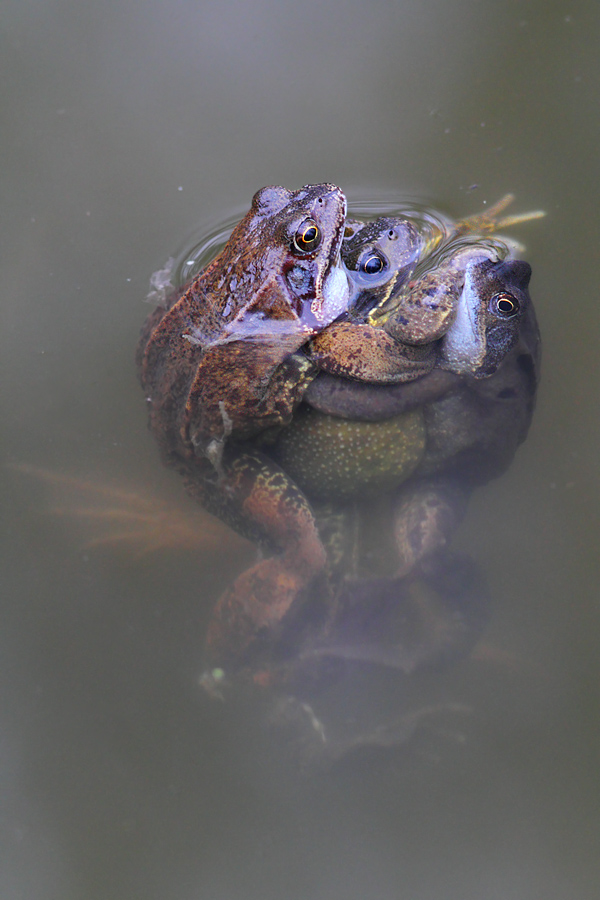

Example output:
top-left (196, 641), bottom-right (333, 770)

top-left (2, 0), bottom-right (599, 898)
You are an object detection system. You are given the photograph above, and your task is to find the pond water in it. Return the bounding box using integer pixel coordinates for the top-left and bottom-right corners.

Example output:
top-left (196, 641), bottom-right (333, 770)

top-left (3, 1), bottom-right (599, 898)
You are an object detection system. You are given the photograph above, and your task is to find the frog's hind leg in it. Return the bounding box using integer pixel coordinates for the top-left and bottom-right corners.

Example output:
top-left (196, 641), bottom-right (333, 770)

top-left (307, 549), bottom-right (490, 675)
top-left (451, 194), bottom-right (545, 240)
top-left (182, 449), bottom-right (327, 670)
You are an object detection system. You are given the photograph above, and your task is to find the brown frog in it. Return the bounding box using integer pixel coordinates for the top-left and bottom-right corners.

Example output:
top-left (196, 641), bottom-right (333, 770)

top-left (238, 243), bottom-right (540, 763)
top-left (201, 233), bottom-right (534, 700)
top-left (306, 216), bottom-right (451, 385)
top-left (276, 244), bottom-right (539, 557)
top-left (138, 184), bottom-right (351, 669)
top-left (193, 199), bottom-right (540, 763)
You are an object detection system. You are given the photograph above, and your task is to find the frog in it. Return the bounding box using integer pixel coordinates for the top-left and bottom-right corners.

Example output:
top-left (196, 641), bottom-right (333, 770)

top-left (275, 244), bottom-right (539, 559)
top-left (267, 246), bottom-right (539, 674)
top-left (138, 183), bottom-right (352, 456)
top-left (138, 186), bottom-right (539, 713)
top-left (301, 194), bottom-right (537, 390)
top-left (199, 232), bottom-right (537, 696)
top-left (138, 183), bottom-right (353, 670)
top-left (223, 242), bottom-right (539, 764)
top-left (304, 215), bottom-right (456, 385)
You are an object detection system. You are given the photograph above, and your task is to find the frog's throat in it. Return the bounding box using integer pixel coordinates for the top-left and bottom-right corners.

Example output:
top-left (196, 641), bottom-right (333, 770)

top-left (311, 264), bottom-right (351, 326)
top-left (440, 261), bottom-right (488, 375)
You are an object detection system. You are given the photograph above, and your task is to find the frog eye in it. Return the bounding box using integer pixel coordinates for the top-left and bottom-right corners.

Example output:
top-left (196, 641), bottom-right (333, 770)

top-left (490, 291), bottom-right (519, 317)
top-left (292, 219), bottom-right (321, 254)
top-left (361, 253), bottom-right (387, 275)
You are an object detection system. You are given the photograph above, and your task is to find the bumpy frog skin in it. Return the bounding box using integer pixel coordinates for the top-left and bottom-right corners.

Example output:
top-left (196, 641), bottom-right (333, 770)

top-left (138, 184), bottom-right (351, 669)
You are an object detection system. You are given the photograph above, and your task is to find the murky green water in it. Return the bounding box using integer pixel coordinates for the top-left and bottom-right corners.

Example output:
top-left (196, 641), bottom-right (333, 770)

top-left (3, 1), bottom-right (599, 897)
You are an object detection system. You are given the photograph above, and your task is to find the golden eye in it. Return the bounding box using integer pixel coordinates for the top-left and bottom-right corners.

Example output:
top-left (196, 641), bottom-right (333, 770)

top-left (292, 219), bottom-right (321, 253)
top-left (490, 291), bottom-right (519, 317)
top-left (361, 253), bottom-right (386, 275)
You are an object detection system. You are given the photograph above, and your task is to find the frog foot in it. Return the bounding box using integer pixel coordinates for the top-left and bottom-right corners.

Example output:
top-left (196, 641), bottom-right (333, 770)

top-left (452, 193), bottom-right (545, 239)
top-left (11, 463), bottom-right (248, 558)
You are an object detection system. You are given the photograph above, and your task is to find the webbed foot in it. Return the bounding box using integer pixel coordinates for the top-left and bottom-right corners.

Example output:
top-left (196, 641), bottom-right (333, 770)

top-left (451, 193), bottom-right (545, 240)
top-left (11, 463), bottom-right (246, 558)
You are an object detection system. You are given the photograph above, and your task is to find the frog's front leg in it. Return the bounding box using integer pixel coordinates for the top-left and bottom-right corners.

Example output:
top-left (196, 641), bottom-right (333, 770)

top-left (180, 448), bottom-right (327, 669)
top-left (307, 322), bottom-right (436, 383)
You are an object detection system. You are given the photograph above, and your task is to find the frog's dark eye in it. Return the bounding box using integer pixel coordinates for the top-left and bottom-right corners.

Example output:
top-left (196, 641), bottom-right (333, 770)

top-left (292, 219), bottom-right (321, 254)
top-left (490, 291), bottom-right (519, 317)
top-left (361, 253), bottom-right (386, 275)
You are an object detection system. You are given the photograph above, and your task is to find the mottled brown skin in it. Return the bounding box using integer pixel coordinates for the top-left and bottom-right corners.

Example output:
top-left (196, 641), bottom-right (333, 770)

top-left (274, 249), bottom-right (540, 592)
top-left (138, 184), bottom-right (351, 668)
top-left (305, 221), bottom-right (472, 384)
top-left (139, 184), bottom-right (350, 457)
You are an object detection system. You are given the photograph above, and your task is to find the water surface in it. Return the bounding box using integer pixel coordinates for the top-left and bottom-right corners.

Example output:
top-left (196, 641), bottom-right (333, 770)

top-left (2, 1), bottom-right (599, 898)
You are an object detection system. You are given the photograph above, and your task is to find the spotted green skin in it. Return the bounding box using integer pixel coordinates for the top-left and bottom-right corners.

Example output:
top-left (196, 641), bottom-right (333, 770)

top-left (273, 404), bottom-right (426, 502)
